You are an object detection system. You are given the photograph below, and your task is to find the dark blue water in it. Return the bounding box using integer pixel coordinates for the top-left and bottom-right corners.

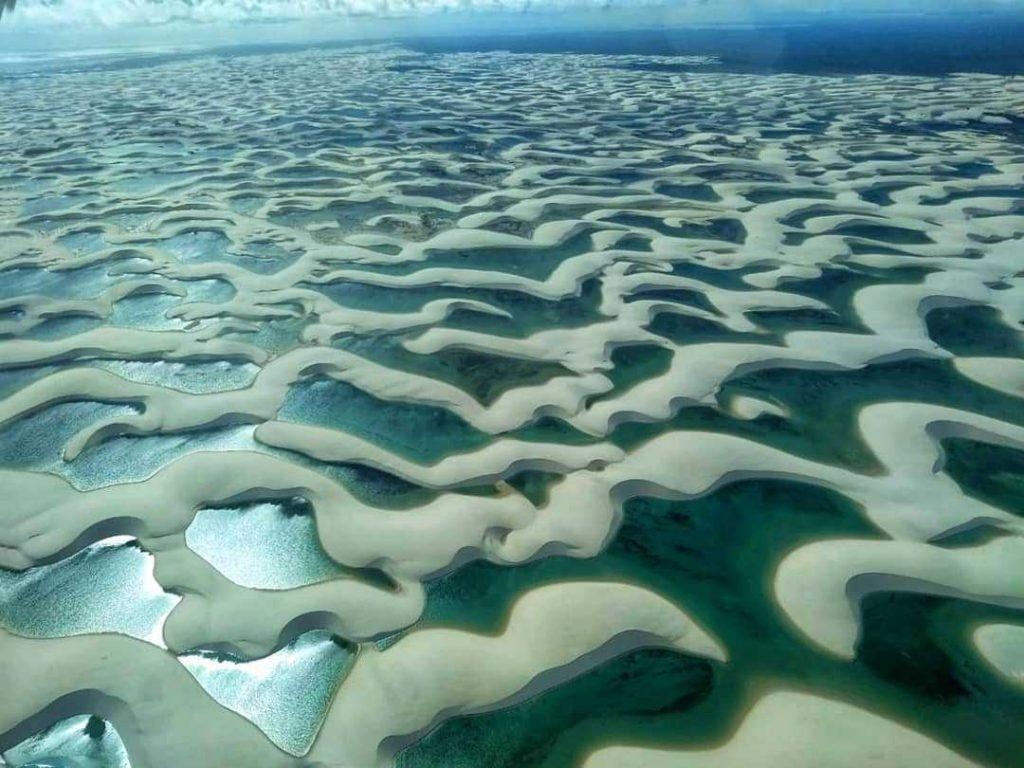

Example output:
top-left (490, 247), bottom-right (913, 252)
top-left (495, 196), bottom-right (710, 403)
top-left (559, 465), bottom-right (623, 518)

top-left (405, 16), bottom-right (1024, 75)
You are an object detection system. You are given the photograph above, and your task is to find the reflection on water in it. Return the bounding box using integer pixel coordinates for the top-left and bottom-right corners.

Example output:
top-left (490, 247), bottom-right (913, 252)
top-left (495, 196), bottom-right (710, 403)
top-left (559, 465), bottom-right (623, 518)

top-left (3, 715), bottom-right (131, 768)
top-left (179, 630), bottom-right (357, 756)
top-left (0, 537), bottom-right (177, 646)
top-left (186, 498), bottom-right (345, 589)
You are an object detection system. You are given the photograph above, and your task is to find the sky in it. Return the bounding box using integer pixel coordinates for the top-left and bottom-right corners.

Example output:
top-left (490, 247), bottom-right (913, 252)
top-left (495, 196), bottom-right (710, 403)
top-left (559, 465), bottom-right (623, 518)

top-left (1, 0), bottom-right (1022, 52)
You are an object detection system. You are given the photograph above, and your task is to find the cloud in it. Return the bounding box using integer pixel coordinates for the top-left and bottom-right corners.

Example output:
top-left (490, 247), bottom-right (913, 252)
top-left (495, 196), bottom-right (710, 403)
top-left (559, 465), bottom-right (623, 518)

top-left (3, 0), bottom-right (637, 27)
top-left (1, 0), bottom-right (1020, 31)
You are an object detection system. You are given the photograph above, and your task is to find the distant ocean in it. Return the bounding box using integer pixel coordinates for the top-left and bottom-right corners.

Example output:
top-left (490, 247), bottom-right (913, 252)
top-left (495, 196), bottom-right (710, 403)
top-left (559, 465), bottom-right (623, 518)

top-left (406, 17), bottom-right (1024, 74)
top-left (4, 16), bottom-right (1024, 76)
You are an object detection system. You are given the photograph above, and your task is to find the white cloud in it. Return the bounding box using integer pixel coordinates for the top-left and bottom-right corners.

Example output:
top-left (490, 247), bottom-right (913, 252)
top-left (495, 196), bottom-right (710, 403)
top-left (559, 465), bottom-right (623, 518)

top-left (1, 0), bottom-right (1020, 32)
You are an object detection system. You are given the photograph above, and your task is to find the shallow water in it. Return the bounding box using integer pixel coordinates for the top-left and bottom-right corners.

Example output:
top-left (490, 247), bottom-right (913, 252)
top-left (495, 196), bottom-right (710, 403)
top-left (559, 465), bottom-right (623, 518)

top-left (0, 35), bottom-right (1022, 768)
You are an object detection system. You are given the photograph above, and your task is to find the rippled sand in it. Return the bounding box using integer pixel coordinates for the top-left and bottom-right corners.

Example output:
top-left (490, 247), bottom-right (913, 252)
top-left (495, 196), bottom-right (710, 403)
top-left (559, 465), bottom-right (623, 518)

top-left (1, 44), bottom-right (1023, 768)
